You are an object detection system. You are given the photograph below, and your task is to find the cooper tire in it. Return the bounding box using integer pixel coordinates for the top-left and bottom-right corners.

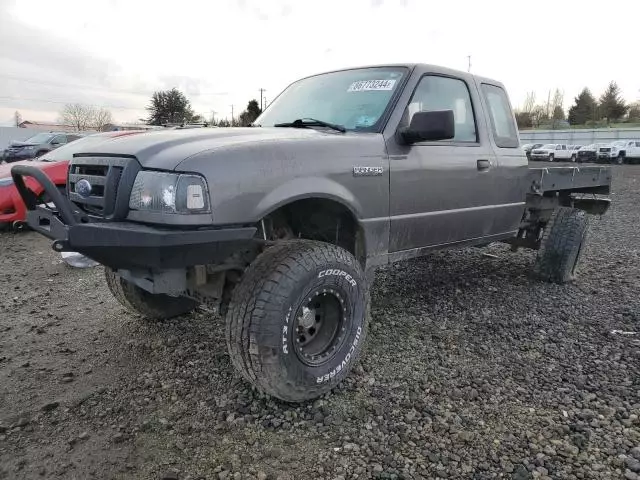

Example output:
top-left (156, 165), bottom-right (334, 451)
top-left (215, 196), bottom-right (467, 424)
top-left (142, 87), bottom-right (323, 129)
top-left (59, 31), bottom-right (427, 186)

top-left (104, 267), bottom-right (198, 320)
top-left (225, 240), bottom-right (369, 402)
top-left (534, 207), bottom-right (588, 284)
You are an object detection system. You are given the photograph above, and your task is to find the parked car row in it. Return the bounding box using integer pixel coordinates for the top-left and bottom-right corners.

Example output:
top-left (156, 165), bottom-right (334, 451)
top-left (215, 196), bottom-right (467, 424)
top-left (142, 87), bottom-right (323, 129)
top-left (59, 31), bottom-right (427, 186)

top-left (1, 131), bottom-right (83, 164)
top-left (523, 141), bottom-right (640, 164)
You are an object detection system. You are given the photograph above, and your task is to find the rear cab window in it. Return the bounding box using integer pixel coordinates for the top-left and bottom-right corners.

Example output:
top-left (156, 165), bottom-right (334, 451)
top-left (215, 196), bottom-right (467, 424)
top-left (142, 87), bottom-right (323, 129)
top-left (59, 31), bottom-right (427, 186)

top-left (481, 84), bottom-right (519, 148)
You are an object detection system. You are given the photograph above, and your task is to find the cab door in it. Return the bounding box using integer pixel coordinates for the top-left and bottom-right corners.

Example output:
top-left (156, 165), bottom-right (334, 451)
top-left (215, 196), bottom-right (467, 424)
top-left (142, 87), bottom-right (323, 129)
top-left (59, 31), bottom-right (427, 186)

top-left (386, 71), bottom-right (517, 252)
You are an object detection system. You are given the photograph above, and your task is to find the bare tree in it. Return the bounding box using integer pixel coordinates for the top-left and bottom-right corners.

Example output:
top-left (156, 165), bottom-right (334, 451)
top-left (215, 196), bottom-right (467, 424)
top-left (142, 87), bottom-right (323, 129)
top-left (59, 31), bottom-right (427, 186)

top-left (14, 110), bottom-right (22, 127)
top-left (92, 108), bottom-right (113, 131)
top-left (550, 89), bottom-right (564, 113)
top-left (60, 103), bottom-right (96, 131)
top-left (522, 92), bottom-right (536, 114)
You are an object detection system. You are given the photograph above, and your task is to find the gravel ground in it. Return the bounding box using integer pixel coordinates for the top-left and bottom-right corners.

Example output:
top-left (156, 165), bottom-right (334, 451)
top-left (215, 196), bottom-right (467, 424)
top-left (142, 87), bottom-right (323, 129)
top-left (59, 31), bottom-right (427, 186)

top-left (1, 165), bottom-right (639, 480)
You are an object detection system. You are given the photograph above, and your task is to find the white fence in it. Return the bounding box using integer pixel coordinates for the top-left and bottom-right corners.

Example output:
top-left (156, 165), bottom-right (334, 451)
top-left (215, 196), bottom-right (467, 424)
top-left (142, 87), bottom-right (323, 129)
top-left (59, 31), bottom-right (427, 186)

top-left (519, 128), bottom-right (640, 146)
top-left (0, 127), bottom-right (43, 150)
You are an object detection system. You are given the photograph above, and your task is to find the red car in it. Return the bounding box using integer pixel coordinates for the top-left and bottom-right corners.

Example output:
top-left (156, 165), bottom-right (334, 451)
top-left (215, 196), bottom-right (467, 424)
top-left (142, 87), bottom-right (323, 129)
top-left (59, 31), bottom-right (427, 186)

top-left (0, 130), bottom-right (145, 230)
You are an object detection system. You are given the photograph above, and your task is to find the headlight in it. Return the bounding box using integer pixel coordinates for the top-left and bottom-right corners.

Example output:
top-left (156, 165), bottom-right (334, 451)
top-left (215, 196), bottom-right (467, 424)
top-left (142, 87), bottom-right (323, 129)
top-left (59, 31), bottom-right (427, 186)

top-left (0, 177), bottom-right (13, 187)
top-left (129, 171), bottom-right (210, 214)
top-left (23, 146), bottom-right (35, 151)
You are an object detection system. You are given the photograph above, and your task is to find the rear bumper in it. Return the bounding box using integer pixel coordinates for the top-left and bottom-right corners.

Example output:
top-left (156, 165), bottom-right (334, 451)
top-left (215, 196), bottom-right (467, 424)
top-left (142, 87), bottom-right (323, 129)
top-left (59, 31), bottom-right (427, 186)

top-left (11, 164), bottom-right (257, 269)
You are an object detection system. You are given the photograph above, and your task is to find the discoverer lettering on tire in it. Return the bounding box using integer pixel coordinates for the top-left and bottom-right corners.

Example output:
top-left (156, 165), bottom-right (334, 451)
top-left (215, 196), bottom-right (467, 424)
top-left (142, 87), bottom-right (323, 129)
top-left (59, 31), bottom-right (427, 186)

top-left (282, 306), bottom-right (292, 354)
top-left (316, 326), bottom-right (362, 383)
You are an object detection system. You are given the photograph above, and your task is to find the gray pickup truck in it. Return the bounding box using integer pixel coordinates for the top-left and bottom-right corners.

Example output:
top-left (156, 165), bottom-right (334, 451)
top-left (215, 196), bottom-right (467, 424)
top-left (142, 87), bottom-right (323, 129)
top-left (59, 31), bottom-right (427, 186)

top-left (12, 64), bottom-right (612, 402)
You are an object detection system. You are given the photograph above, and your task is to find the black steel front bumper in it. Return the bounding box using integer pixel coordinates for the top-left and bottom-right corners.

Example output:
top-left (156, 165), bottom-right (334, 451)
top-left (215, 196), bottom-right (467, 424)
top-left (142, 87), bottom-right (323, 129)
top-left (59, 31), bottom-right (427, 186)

top-left (11, 165), bottom-right (257, 269)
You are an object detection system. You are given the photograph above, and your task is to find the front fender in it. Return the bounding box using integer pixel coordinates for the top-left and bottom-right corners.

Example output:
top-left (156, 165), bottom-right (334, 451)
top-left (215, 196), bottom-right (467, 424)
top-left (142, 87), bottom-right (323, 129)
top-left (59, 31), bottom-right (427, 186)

top-left (252, 176), bottom-right (363, 221)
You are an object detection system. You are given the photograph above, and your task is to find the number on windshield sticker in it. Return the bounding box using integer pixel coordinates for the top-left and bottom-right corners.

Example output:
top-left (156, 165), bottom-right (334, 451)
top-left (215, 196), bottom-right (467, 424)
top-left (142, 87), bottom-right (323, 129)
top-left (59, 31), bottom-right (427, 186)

top-left (347, 79), bottom-right (396, 92)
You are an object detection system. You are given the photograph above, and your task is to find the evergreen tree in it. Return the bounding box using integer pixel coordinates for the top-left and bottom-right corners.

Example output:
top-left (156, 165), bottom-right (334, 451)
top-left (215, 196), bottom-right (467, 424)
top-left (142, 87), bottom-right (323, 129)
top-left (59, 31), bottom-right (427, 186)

top-left (146, 88), bottom-right (196, 125)
top-left (598, 81), bottom-right (628, 123)
top-left (567, 88), bottom-right (598, 125)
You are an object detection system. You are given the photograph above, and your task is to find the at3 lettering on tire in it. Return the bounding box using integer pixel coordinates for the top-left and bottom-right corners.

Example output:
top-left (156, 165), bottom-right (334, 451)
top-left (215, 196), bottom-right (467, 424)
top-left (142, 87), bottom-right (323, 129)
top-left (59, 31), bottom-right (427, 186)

top-left (225, 240), bottom-right (369, 402)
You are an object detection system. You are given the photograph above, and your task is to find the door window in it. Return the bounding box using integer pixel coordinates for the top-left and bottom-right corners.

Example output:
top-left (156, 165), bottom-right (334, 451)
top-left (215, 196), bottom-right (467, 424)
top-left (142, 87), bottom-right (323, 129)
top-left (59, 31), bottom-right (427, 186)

top-left (51, 135), bottom-right (67, 145)
top-left (481, 84), bottom-right (519, 148)
top-left (405, 75), bottom-right (477, 143)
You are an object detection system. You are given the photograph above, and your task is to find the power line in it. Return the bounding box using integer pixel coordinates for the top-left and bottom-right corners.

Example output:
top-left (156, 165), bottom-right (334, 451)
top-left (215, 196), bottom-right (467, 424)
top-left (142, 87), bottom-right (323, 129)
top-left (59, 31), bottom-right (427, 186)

top-left (0, 94), bottom-right (144, 111)
top-left (0, 74), bottom-right (229, 98)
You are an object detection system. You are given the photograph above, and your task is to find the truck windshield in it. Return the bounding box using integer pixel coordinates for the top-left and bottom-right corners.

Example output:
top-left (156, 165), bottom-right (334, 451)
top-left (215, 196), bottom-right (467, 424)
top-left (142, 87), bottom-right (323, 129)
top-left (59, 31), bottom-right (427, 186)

top-left (255, 67), bottom-right (408, 132)
top-left (541, 144), bottom-right (556, 149)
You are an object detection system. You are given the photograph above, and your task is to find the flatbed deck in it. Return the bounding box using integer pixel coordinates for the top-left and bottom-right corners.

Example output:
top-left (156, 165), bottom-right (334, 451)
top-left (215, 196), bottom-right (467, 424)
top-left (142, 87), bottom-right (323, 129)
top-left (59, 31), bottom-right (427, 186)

top-left (529, 165), bottom-right (612, 195)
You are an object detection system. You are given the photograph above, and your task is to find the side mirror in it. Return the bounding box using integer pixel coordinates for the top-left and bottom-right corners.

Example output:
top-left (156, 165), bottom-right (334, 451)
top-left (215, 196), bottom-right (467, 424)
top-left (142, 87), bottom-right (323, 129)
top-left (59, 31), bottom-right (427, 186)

top-left (398, 110), bottom-right (455, 144)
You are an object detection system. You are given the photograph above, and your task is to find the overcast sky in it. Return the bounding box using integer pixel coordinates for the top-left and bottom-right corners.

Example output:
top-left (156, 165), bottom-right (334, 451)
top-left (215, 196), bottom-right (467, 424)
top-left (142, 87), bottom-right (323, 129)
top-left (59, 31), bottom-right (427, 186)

top-left (1, 0), bottom-right (639, 126)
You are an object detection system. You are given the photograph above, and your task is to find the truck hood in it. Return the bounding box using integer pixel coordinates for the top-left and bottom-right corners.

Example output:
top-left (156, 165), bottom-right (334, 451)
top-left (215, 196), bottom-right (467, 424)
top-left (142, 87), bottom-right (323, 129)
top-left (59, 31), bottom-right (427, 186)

top-left (71, 127), bottom-right (350, 170)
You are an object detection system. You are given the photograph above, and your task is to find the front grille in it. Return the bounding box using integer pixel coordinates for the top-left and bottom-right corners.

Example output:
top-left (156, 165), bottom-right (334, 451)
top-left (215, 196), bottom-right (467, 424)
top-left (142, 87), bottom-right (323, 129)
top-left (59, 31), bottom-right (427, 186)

top-left (599, 148), bottom-right (611, 153)
top-left (68, 156), bottom-right (139, 219)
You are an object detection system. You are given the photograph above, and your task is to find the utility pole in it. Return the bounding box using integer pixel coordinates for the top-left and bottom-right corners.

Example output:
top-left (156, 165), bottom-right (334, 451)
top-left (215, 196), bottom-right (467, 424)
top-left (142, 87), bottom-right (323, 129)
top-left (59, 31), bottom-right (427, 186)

top-left (467, 55), bottom-right (471, 73)
top-left (259, 88), bottom-right (266, 111)
top-left (230, 105), bottom-right (234, 125)
top-left (263, 97), bottom-right (267, 109)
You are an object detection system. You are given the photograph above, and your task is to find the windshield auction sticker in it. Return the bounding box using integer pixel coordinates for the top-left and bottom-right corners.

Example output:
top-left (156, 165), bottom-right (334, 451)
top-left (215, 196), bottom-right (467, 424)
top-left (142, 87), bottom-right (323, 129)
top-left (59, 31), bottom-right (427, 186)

top-left (347, 79), bottom-right (396, 92)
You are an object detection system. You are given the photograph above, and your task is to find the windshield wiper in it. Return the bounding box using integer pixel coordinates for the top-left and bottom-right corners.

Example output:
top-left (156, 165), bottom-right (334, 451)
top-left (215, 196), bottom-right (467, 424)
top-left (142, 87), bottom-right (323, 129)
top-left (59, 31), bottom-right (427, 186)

top-left (274, 118), bottom-right (346, 133)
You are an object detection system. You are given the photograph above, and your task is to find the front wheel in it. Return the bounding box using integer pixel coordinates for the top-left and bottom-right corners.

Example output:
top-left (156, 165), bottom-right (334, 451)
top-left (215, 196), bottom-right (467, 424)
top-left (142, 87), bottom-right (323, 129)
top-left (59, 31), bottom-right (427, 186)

top-left (225, 240), bottom-right (369, 402)
top-left (104, 267), bottom-right (199, 320)
top-left (548, 154), bottom-right (555, 162)
top-left (571, 154), bottom-right (577, 162)
top-left (614, 154), bottom-right (624, 165)
top-left (533, 207), bottom-right (588, 284)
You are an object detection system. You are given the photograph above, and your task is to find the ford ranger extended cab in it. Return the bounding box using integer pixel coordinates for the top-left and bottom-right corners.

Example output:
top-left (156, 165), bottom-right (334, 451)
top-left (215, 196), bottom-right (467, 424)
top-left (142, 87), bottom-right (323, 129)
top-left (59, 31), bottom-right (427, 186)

top-left (12, 64), bottom-right (612, 402)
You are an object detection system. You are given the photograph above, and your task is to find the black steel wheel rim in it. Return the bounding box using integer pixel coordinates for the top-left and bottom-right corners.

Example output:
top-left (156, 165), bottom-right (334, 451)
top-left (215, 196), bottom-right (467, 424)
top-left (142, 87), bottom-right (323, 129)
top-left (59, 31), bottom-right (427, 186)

top-left (293, 287), bottom-right (349, 366)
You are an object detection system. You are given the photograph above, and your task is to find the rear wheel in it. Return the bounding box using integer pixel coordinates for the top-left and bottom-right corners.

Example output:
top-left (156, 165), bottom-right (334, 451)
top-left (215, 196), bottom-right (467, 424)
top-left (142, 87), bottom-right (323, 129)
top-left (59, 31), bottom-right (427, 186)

top-left (225, 240), bottom-right (369, 402)
top-left (104, 267), bottom-right (199, 320)
top-left (533, 207), bottom-right (588, 284)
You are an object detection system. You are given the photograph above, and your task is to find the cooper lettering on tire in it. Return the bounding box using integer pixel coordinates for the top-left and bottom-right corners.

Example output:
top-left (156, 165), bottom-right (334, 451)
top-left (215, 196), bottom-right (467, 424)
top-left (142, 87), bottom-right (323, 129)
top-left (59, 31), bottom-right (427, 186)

top-left (225, 240), bottom-right (369, 402)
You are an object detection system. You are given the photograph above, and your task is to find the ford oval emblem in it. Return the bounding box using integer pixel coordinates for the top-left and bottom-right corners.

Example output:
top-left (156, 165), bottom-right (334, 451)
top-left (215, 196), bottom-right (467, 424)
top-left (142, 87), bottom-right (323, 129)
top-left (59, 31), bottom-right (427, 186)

top-left (75, 179), bottom-right (92, 198)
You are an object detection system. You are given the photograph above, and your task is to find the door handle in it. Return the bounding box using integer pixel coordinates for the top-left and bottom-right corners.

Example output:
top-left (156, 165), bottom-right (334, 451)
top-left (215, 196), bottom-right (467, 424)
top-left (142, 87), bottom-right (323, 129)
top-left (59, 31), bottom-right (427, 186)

top-left (477, 159), bottom-right (491, 171)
